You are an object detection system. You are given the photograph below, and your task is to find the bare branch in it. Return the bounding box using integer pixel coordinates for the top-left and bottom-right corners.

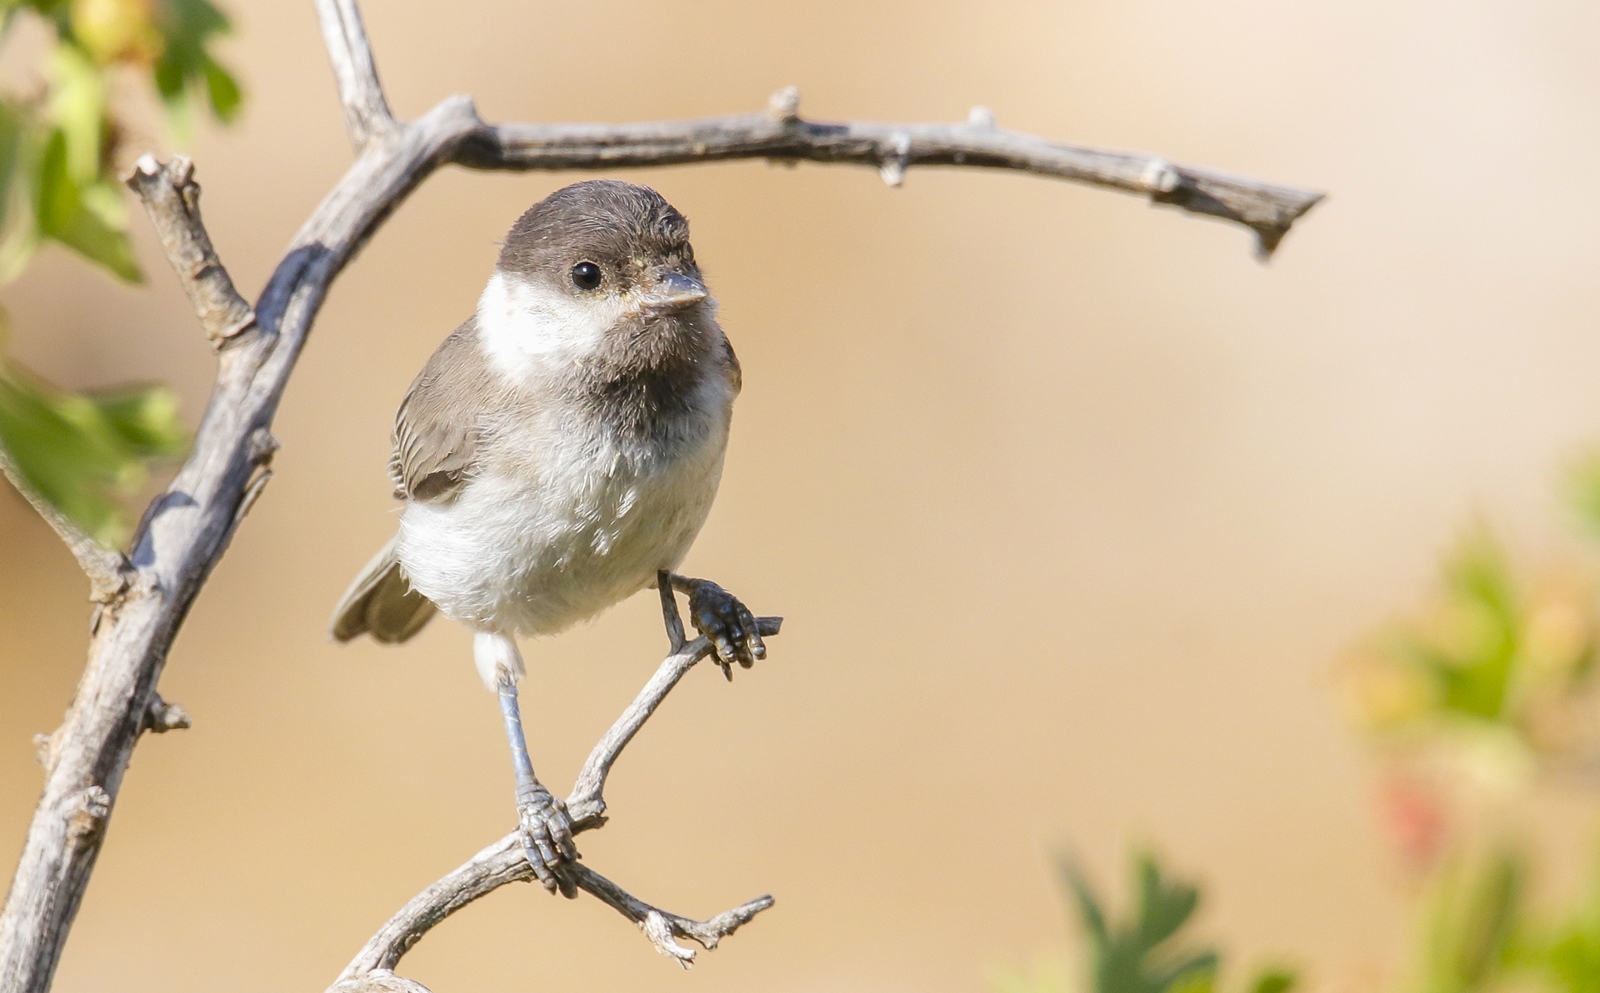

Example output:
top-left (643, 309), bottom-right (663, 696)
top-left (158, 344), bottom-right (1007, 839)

top-left (124, 155), bottom-right (256, 347)
top-left (0, 99), bottom-right (486, 990)
top-left (338, 617), bottom-right (782, 983)
top-left (458, 87), bottom-right (1323, 256)
top-left (567, 617), bottom-right (783, 828)
top-left (574, 864), bottom-right (773, 967)
top-left (336, 836), bottom-right (774, 983)
top-left (312, 0), bottom-right (396, 148)
top-left (0, 444), bottom-right (130, 602)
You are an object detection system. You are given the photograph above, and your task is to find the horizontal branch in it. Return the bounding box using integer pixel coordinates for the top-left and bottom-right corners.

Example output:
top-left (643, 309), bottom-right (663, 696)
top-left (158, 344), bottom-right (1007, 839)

top-left (573, 864), bottom-right (773, 967)
top-left (458, 88), bottom-right (1322, 256)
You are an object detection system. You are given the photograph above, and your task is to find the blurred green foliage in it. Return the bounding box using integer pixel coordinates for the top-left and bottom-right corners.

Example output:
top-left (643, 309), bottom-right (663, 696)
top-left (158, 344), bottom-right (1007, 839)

top-left (988, 851), bottom-right (1294, 993)
top-left (1334, 462), bottom-right (1600, 993)
top-left (0, 0), bottom-right (240, 545)
top-left (1413, 852), bottom-right (1523, 993)
top-left (1390, 842), bottom-right (1600, 993)
top-left (0, 323), bottom-right (185, 544)
top-left (996, 458), bottom-right (1600, 993)
top-left (1341, 527), bottom-right (1600, 786)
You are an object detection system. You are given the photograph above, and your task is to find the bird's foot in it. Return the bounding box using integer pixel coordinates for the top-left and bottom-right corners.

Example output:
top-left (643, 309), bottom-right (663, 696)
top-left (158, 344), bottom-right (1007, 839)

top-left (516, 786), bottom-right (579, 898)
top-left (672, 575), bottom-right (766, 679)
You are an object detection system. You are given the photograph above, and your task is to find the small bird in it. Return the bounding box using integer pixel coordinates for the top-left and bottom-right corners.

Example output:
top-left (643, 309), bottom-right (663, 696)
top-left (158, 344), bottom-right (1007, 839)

top-left (330, 180), bottom-right (766, 896)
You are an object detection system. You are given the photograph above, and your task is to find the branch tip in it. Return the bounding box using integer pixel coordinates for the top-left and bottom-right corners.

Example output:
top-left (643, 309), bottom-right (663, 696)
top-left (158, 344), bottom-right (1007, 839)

top-left (474, 109), bottom-right (1319, 254)
top-left (1140, 157), bottom-right (1180, 194)
top-left (143, 694), bottom-right (191, 734)
top-left (879, 132), bottom-right (911, 187)
top-left (126, 155), bottom-right (257, 345)
top-left (643, 911), bottom-right (696, 965)
top-left (767, 85), bottom-right (801, 123)
top-left (0, 442), bottom-right (131, 596)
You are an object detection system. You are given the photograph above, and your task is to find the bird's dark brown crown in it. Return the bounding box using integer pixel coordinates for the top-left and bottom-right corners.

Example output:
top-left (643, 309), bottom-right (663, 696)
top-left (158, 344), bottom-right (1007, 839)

top-left (497, 180), bottom-right (693, 282)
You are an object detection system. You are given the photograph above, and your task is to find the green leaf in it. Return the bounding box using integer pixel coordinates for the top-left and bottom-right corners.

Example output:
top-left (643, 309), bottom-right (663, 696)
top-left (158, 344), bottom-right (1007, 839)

top-left (1415, 851), bottom-right (1523, 993)
top-left (1246, 967), bottom-right (1296, 993)
top-left (1060, 854), bottom-right (1111, 947)
top-left (0, 97), bottom-right (42, 281)
top-left (1567, 452), bottom-right (1600, 544)
top-left (0, 351), bottom-right (187, 546)
top-left (1060, 850), bottom-right (1219, 993)
top-left (986, 956), bottom-right (1074, 993)
top-left (34, 128), bottom-right (140, 281)
top-left (91, 385), bottom-right (187, 457)
top-left (1167, 973), bottom-right (1216, 993)
top-left (1400, 531), bottom-right (1521, 724)
top-left (151, 0), bottom-right (240, 135)
top-left (201, 54), bottom-right (241, 122)
top-left (46, 42), bottom-right (105, 182)
top-left (0, 100), bottom-right (22, 233)
top-left (1135, 852), bottom-right (1201, 950)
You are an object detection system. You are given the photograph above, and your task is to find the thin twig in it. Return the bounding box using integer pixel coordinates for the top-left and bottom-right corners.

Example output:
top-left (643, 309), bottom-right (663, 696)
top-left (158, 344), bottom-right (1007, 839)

top-left (460, 87), bottom-right (1323, 257)
top-left (0, 444), bottom-right (129, 603)
top-left (312, 0), bottom-right (395, 149)
top-left (337, 838), bottom-right (774, 980)
top-left (339, 617), bottom-right (781, 982)
top-left (572, 864), bottom-right (773, 967)
top-left (567, 617), bottom-right (782, 827)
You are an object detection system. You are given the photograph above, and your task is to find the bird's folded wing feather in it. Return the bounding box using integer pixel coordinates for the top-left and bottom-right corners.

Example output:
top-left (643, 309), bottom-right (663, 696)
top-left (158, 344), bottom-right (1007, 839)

top-left (389, 317), bottom-right (502, 503)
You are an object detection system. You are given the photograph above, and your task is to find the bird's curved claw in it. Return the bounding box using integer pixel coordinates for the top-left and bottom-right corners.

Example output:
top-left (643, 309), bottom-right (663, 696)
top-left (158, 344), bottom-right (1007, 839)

top-left (682, 578), bottom-right (766, 679)
top-left (517, 788), bottom-right (579, 898)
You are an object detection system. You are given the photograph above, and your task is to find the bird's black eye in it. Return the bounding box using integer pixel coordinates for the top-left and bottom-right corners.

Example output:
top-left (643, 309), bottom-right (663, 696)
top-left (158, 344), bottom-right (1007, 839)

top-left (571, 261), bottom-right (602, 291)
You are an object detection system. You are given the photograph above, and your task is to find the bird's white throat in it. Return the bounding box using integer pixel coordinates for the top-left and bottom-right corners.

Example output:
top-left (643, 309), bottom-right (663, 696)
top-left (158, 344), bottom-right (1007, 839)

top-left (475, 270), bottom-right (625, 380)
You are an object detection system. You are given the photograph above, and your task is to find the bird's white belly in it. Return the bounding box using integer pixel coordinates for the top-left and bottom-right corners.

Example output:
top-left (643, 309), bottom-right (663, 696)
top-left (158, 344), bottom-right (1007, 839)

top-left (395, 426), bottom-right (726, 636)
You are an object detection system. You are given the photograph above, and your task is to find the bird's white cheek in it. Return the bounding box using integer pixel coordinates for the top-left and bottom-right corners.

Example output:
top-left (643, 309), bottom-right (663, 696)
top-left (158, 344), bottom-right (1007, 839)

top-left (475, 271), bottom-right (618, 380)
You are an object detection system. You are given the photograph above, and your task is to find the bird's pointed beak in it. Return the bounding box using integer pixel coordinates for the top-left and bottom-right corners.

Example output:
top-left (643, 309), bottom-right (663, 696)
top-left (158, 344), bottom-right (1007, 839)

top-left (638, 270), bottom-right (708, 315)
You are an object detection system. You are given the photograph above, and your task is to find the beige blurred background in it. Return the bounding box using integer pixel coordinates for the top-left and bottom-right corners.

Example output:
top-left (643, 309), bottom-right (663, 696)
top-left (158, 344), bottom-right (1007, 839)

top-left (5, 0), bottom-right (1600, 990)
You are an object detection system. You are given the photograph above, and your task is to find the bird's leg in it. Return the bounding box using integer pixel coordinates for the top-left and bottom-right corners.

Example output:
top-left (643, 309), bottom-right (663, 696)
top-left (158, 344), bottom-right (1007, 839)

top-left (479, 632), bottom-right (579, 897)
top-left (660, 570), bottom-right (766, 680)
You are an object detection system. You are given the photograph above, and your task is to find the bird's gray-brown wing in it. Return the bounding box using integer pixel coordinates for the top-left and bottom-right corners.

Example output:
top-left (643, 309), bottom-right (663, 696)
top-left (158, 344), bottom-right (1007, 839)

top-left (718, 330), bottom-right (742, 397)
top-left (388, 317), bottom-right (501, 503)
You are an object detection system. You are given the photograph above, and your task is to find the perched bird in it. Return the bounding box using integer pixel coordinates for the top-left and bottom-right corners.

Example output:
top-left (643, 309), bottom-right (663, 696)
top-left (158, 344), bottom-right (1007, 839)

top-left (330, 180), bottom-right (766, 895)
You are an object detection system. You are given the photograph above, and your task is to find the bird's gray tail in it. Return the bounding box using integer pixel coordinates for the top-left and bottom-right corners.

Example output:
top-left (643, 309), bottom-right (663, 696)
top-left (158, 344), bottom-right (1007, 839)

top-left (329, 537), bottom-right (437, 644)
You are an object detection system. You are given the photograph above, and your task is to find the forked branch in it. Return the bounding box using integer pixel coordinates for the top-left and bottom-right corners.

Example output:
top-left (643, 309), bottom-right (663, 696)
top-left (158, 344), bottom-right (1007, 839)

top-left (338, 605), bottom-right (783, 986)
